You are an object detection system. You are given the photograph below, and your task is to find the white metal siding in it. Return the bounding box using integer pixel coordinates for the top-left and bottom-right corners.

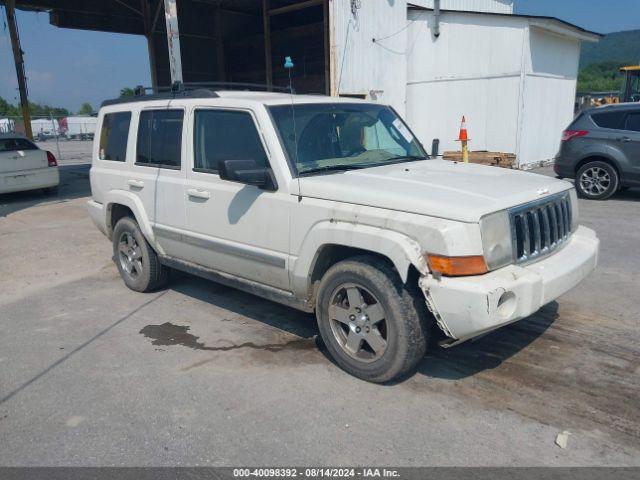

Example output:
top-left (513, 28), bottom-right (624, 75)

top-left (518, 28), bottom-right (581, 167)
top-left (331, 1), bottom-right (586, 169)
top-left (409, 0), bottom-right (513, 14)
top-left (405, 11), bottom-right (583, 168)
top-left (331, 0), bottom-right (408, 114)
top-left (406, 11), bottom-right (527, 158)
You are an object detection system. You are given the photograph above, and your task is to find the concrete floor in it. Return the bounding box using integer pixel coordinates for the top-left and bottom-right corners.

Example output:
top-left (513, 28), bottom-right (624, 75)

top-left (0, 149), bottom-right (638, 466)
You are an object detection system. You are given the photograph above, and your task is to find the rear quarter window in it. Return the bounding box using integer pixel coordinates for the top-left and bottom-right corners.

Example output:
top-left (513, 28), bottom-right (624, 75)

top-left (99, 112), bottom-right (131, 162)
top-left (591, 111), bottom-right (625, 129)
top-left (0, 138), bottom-right (38, 152)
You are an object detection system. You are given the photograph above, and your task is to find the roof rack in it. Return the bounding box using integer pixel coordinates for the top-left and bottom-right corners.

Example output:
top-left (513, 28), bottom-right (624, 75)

top-left (101, 81), bottom-right (295, 107)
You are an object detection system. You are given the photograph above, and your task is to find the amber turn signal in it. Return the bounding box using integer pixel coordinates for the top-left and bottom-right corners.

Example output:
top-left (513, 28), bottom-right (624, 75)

top-left (426, 254), bottom-right (488, 277)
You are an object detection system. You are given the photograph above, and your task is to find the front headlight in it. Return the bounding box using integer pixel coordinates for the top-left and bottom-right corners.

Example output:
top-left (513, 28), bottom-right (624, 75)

top-left (479, 210), bottom-right (513, 271)
top-left (569, 188), bottom-right (579, 232)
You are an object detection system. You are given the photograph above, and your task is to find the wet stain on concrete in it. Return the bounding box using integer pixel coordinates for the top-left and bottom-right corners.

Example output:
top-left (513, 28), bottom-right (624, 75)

top-left (140, 322), bottom-right (317, 354)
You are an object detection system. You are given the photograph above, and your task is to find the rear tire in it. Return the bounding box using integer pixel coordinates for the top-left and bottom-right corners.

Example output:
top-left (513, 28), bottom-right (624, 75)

top-left (112, 216), bottom-right (168, 292)
top-left (315, 256), bottom-right (430, 383)
top-left (43, 186), bottom-right (59, 196)
top-left (576, 161), bottom-right (618, 200)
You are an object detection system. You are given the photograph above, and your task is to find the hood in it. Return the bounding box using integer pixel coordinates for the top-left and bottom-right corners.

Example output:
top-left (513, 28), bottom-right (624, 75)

top-left (298, 160), bottom-right (573, 223)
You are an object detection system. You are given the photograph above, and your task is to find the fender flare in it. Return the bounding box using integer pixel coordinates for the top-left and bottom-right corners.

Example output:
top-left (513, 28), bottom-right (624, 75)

top-left (291, 220), bottom-right (429, 298)
top-left (103, 190), bottom-right (156, 246)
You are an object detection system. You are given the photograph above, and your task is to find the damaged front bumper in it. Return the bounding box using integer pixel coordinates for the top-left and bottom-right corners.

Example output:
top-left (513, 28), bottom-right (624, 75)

top-left (419, 226), bottom-right (599, 345)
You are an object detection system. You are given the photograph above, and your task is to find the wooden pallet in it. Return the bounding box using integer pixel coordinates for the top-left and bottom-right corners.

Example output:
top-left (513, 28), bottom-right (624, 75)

top-left (442, 151), bottom-right (517, 169)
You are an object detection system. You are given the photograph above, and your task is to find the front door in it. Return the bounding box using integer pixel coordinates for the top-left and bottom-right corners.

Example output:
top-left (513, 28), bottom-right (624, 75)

top-left (182, 107), bottom-right (291, 290)
top-left (619, 111), bottom-right (640, 184)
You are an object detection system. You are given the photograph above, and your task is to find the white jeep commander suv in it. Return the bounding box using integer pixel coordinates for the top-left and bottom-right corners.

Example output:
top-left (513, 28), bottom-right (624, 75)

top-left (88, 86), bottom-right (599, 382)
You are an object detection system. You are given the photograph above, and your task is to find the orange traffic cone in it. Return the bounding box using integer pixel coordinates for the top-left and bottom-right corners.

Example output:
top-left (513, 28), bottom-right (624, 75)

top-left (457, 116), bottom-right (469, 142)
top-left (456, 116), bottom-right (470, 163)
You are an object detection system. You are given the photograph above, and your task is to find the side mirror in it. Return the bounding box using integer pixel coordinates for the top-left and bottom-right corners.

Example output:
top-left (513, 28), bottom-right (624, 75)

top-left (218, 159), bottom-right (277, 190)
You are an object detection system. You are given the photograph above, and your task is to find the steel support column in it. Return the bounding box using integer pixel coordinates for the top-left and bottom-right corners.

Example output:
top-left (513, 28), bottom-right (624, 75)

top-left (163, 0), bottom-right (183, 83)
top-left (5, 0), bottom-right (33, 139)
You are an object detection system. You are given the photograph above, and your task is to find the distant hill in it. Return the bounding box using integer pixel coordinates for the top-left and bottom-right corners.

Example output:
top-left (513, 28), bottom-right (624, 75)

top-left (577, 29), bottom-right (640, 93)
top-left (580, 29), bottom-right (640, 68)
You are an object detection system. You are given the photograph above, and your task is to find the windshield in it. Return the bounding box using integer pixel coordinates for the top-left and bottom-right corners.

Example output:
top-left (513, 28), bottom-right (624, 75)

top-left (268, 103), bottom-right (427, 176)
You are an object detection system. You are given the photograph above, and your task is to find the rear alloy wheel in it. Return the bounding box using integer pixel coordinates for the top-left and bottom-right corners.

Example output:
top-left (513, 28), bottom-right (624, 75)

top-left (118, 231), bottom-right (144, 281)
top-left (316, 256), bottom-right (430, 383)
top-left (576, 161), bottom-right (618, 200)
top-left (112, 216), bottom-right (168, 292)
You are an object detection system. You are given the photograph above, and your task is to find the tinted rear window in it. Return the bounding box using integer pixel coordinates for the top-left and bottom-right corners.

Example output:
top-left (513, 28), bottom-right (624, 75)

top-left (136, 109), bottom-right (184, 168)
top-left (0, 138), bottom-right (37, 152)
top-left (99, 112), bottom-right (131, 162)
top-left (624, 112), bottom-right (640, 132)
top-left (591, 111), bottom-right (625, 129)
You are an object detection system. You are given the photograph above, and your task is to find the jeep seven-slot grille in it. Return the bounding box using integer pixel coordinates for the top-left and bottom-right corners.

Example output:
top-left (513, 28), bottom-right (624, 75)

top-left (510, 193), bottom-right (572, 264)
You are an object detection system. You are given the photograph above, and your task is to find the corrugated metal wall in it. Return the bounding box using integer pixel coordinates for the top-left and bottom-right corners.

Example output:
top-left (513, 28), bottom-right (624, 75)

top-left (409, 0), bottom-right (513, 14)
top-left (404, 10), bottom-right (582, 168)
top-left (519, 27), bottom-right (581, 167)
top-left (332, 0), bottom-right (583, 168)
top-left (406, 10), bottom-right (526, 159)
top-left (331, 0), bottom-right (409, 114)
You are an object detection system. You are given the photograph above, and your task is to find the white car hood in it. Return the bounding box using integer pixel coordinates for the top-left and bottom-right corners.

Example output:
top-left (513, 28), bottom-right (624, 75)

top-left (298, 160), bottom-right (572, 223)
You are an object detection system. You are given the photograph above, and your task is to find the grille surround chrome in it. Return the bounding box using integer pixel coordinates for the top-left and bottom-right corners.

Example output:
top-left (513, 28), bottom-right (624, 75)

top-left (509, 192), bottom-right (573, 265)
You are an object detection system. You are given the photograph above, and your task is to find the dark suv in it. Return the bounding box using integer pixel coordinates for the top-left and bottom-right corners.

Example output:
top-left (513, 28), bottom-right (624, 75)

top-left (555, 103), bottom-right (640, 200)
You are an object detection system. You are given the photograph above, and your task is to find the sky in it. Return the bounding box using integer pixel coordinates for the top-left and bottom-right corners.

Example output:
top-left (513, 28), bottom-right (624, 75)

top-left (1, 0), bottom-right (639, 113)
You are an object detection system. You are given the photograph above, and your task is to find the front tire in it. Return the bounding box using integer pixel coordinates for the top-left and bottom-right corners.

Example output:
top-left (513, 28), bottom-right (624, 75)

top-left (112, 216), bottom-right (168, 292)
top-left (576, 161), bottom-right (618, 200)
top-left (316, 256), bottom-right (429, 383)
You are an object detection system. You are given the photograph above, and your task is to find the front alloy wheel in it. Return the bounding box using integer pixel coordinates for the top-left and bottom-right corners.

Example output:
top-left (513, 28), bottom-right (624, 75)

top-left (316, 256), bottom-right (430, 383)
top-left (328, 283), bottom-right (388, 362)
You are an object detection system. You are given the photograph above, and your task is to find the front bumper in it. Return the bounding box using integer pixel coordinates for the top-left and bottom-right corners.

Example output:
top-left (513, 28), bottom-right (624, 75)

top-left (419, 226), bottom-right (599, 343)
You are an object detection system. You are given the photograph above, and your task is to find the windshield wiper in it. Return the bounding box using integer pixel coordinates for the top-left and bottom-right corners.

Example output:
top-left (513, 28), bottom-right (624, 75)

top-left (382, 155), bottom-right (428, 163)
top-left (298, 164), bottom-right (368, 177)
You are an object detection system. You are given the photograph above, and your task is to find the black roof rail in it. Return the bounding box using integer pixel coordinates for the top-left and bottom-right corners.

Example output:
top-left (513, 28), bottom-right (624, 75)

top-left (100, 81), bottom-right (295, 108)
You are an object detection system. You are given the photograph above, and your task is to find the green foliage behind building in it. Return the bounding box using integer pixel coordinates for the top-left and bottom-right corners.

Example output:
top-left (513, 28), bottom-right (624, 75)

top-left (578, 29), bottom-right (640, 93)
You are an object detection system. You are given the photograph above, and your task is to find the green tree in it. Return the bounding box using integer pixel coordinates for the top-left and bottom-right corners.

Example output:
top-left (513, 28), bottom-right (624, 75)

top-left (577, 61), bottom-right (629, 93)
top-left (78, 102), bottom-right (94, 115)
top-left (120, 87), bottom-right (135, 97)
top-left (0, 97), bottom-right (20, 117)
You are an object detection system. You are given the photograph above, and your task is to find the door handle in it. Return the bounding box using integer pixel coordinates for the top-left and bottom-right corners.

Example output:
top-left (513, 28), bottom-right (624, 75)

top-left (127, 179), bottom-right (145, 188)
top-left (618, 137), bottom-right (633, 143)
top-left (187, 188), bottom-right (211, 200)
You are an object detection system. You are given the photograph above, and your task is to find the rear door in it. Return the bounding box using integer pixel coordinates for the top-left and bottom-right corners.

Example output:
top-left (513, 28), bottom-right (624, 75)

top-left (619, 111), bottom-right (640, 183)
top-left (133, 108), bottom-right (187, 258)
top-left (0, 137), bottom-right (46, 174)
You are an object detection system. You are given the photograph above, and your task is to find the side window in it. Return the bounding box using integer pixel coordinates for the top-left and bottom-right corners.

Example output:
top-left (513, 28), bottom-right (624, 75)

top-left (591, 111), bottom-right (625, 129)
top-left (136, 109), bottom-right (184, 168)
top-left (624, 112), bottom-right (640, 132)
top-left (14, 138), bottom-right (38, 150)
top-left (0, 139), bottom-right (16, 152)
top-left (193, 110), bottom-right (268, 173)
top-left (0, 138), bottom-right (37, 151)
top-left (99, 112), bottom-right (131, 162)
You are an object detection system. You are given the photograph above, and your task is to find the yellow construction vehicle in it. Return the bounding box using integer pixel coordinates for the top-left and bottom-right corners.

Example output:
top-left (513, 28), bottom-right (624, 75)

top-left (620, 66), bottom-right (640, 102)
